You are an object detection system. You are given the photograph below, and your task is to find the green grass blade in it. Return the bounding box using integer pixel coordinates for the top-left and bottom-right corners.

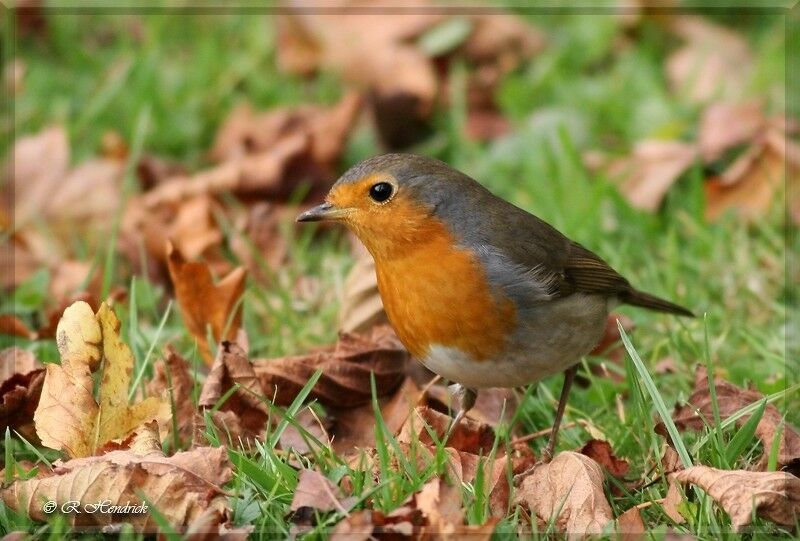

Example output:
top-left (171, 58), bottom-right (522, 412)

top-left (619, 321), bottom-right (693, 468)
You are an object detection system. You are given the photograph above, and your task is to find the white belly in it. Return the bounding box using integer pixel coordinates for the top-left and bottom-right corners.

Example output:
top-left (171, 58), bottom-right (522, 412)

top-left (418, 293), bottom-right (610, 389)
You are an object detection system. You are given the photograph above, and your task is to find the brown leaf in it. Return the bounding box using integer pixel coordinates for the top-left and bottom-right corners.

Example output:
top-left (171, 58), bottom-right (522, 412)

top-left (229, 202), bottom-right (288, 281)
top-left (607, 140), bottom-right (698, 212)
top-left (277, 6), bottom-right (541, 149)
top-left (666, 16), bottom-right (752, 104)
top-left (198, 339), bottom-right (268, 441)
top-left (330, 376), bottom-right (422, 454)
top-left (0, 315), bottom-right (36, 340)
top-left (253, 325), bottom-right (407, 408)
top-left (658, 366), bottom-right (800, 474)
top-left (616, 506), bottom-right (645, 540)
top-left (705, 130), bottom-right (798, 223)
top-left (662, 478), bottom-right (686, 525)
top-left (0, 441), bottom-right (232, 533)
top-left (398, 406), bottom-right (495, 455)
top-left (579, 439), bottom-right (630, 478)
top-left (166, 242), bottom-right (246, 365)
top-left (140, 93), bottom-right (361, 212)
top-left (0, 347), bottom-right (44, 442)
top-left (338, 251), bottom-right (387, 333)
top-left (330, 507), bottom-right (423, 540)
top-left (415, 477), bottom-right (464, 532)
top-left (290, 469), bottom-right (355, 515)
top-left (672, 466), bottom-right (800, 531)
top-left (698, 100), bottom-right (766, 162)
top-left (33, 301), bottom-right (168, 458)
top-left (147, 347), bottom-right (198, 443)
top-left (515, 451), bottom-right (614, 537)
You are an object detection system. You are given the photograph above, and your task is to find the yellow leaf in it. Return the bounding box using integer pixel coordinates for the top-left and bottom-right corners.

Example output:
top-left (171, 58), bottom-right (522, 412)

top-left (34, 301), bottom-right (168, 458)
top-left (96, 303), bottom-right (166, 448)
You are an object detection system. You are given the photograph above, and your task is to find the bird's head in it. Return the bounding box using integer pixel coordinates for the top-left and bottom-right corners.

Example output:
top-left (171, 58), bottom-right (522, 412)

top-left (296, 154), bottom-right (472, 259)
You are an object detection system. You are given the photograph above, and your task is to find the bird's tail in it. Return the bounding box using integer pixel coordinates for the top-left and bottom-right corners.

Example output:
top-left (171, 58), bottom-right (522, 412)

top-left (620, 289), bottom-right (694, 317)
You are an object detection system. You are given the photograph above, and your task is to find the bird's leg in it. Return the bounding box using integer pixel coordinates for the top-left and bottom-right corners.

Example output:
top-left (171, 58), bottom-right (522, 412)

top-left (445, 384), bottom-right (477, 440)
top-left (542, 364), bottom-right (579, 463)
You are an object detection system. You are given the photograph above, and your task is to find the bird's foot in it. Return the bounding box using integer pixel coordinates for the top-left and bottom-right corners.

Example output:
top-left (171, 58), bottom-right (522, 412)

top-left (444, 384), bottom-right (477, 440)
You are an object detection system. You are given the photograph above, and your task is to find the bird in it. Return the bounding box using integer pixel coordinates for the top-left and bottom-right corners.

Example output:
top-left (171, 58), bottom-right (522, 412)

top-left (297, 153), bottom-right (693, 459)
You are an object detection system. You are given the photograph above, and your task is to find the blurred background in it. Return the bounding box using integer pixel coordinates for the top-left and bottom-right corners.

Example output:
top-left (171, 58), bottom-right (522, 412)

top-left (1, 3), bottom-right (796, 401)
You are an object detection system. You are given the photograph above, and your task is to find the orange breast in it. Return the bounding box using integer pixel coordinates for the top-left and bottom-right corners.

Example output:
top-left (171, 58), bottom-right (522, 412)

top-left (373, 220), bottom-right (516, 361)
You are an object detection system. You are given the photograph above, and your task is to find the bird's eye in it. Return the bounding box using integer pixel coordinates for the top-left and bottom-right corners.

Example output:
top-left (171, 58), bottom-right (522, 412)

top-left (368, 182), bottom-right (394, 203)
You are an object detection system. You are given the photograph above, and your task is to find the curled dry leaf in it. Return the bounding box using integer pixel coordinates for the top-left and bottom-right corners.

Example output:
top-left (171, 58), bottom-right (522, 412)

top-left (579, 439), bottom-right (630, 479)
top-left (515, 451), bottom-right (614, 538)
top-left (33, 301), bottom-right (168, 458)
top-left (705, 127), bottom-right (799, 223)
top-left (0, 347), bottom-right (44, 442)
top-left (666, 15), bottom-right (752, 104)
top-left (0, 433), bottom-right (233, 533)
top-left (166, 242), bottom-right (246, 365)
top-left (254, 324), bottom-right (407, 408)
top-left (672, 466), bottom-right (800, 531)
top-left (657, 366), bottom-right (800, 475)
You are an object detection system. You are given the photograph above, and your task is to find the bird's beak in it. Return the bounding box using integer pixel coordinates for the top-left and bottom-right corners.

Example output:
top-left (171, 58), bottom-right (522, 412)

top-left (296, 202), bottom-right (351, 223)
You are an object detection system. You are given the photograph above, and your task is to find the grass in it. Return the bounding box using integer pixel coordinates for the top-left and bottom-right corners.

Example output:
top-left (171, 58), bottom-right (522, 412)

top-left (2, 7), bottom-right (798, 540)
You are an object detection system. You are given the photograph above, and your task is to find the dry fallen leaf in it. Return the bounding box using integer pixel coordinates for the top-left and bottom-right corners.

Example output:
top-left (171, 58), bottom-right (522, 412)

top-left (698, 100), bottom-right (766, 162)
top-left (616, 506), bottom-right (646, 540)
top-left (1, 430), bottom-right (233, 533)
top-left (33, 301), bottom-right (168, 458)
top-left (666, 15), bottom-right (752, 104)
top-left (198, 339), bottom-right (268, 440)
top-left (329, 376), bottom-right (422, 454)
top-left (146, 347), bottom-right (198, 443)
top-left (0, 347), bottom-right (44, 442)
top-left (166, 242), bottom-right (246, 365)
top-left (0, 314), bottom-right (37, 340)
top-left (657, 366), bottom-right (800, 475)
top-left (290, 469), bottom-right (356, 516)
top-left (705, 128), bottom-right (798, 223)
top-left (253, 325), bottom-right (407, 408)
top-left (338, 249), bottom-right (387, 333)
top-left (515, 451), bottom-right (614, 537)
top-left (672, 466), bottom-right (800, 531)
top-left (398, 406), bottom-right (496, 456)
top-left (277, 3), bottom-right (542, 148)
top-left (606, 140), bottom-right (698, 212)
top-left (579, 439), bottom-right (630, 479)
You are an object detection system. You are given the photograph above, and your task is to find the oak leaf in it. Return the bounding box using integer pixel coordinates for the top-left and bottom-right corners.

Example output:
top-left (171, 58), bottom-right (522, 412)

top-left (33, 301), bottom-right (167, 458)
top-left (515, 451), bottom-right (614, 538)
top-left (672, 466), bottom-right (800, 531)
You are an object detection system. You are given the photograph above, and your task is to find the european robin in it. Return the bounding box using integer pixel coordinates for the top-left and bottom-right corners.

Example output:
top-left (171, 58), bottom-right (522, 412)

top-left (297, 154), bottom-right (693, 458)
